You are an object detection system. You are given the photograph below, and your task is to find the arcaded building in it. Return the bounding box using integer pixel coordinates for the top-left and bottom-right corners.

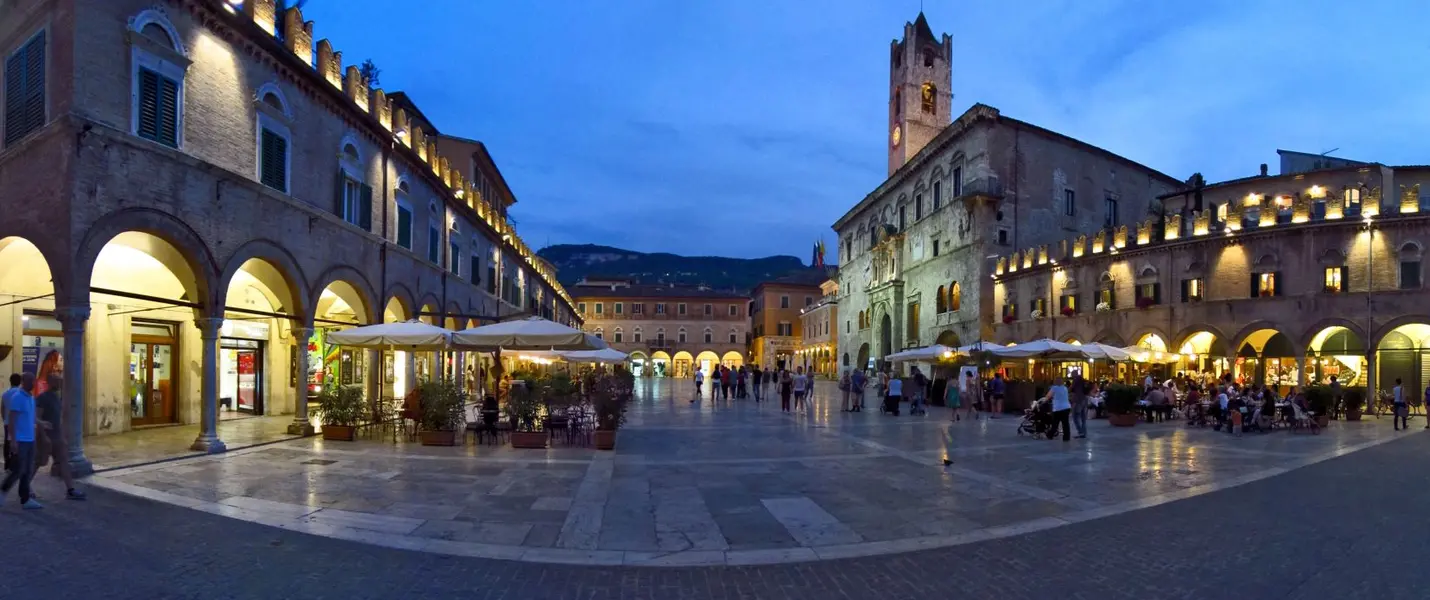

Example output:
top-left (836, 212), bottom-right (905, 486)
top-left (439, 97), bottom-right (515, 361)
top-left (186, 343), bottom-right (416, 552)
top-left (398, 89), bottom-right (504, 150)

top-left (833, 13), bottom-right (1181, 371)
top-left (570, 279), bottom-right (749, 378)
top-left (0, 0), bottom-right (575, 471)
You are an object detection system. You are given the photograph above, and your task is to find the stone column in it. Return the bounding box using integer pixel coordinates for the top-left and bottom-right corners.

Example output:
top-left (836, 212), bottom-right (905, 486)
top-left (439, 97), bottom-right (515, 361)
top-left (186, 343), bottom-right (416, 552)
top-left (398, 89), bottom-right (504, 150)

top-left (287, 326), bottom-right (314, 435)
top-left (190, 317), bottom-right (227, 453)
top-left (367, 348), bottom-right (381, 406)
top-left (1365, 352), bottom-right (1378, 412)
top-left (1296, 352), bottom-right (1308, 388)
top-left (55, 306), bottom-right (94, 476)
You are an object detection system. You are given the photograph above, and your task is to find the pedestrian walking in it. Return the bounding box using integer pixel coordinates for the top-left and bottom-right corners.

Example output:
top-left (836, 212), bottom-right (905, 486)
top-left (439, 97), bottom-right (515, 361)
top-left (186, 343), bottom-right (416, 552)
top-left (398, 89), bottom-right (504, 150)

top-left (1393, 378), bottom-right (1408, 430)
top-left (884, 373), bottom-right (903, 415)
top-left (1044, 376), bottom-right (1072, 442)
top-left (2, 373), bottom-right (19, 472)
top-left (793, 367), bottom-right (809, 410)
top-left (737, 367), bottom-right (748, 399)
top-left (851, 369), bottom-right (867, 412)
top-left (33, 374), bottom-right (83, 500)
top-left (839, 370), bottom-right (852, 412)
top-left (989, 372), bottom-right (1006, 418)
top-left (761, 366), bottom-right (772, 401)
top-left (944, 372), bottom-right (963, 420)
top-left (752, 366), bottom-right (763, 402)
top-left (909, 366), bottom-right (928, 415)
top-left (779, 369), bottom-right (793, 412)
top-left (1069, 374), bottom-right (1089, 438)
top-left (1, 373), bottom-right (42, 508)
top-left (692, 368), bottom-right (704, 402)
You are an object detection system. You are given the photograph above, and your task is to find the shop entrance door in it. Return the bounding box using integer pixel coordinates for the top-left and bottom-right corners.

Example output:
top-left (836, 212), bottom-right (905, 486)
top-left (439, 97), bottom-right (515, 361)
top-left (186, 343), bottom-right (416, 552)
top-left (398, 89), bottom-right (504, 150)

top-left (221, 340), bottom-right (264, 415)
top-left (130, 331), bottom-right (177, 426)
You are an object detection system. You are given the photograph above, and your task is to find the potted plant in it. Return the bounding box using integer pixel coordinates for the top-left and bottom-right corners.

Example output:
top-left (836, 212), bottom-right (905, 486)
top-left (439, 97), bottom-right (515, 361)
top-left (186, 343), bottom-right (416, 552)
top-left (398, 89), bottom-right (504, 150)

top-left (1002, 314), bottom-right (1016, 324)
top-left (417, 377), bottom-right (468, 446)
top-left (1096, 301), bottom-right (1112, 313)
top-left (506, 384), bottom-right (547, 448)
top-left (541, 372), bottom-right (577, 431)
top-left (1303, 385), bottom-right (1332, 428)
top-left (1060, 306), bottom-right (1076, 317)
top-left (1103, 383), bottom-right (1141, 426)
top-left (1342, 388), bottom-right (1365, 421)
top-left (592, 368), bottom-right (634, 450)
top-left (316, 384), bottom-right (365, 441)
top-left (1031, 309), bottom-right (1045, 321)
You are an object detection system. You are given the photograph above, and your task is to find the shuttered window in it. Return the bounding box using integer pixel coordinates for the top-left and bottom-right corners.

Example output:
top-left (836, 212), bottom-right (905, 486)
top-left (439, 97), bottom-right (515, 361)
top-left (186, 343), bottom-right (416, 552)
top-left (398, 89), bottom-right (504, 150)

top-left (136, 67), bottom-right (179, 147)
top-left (396, 204), bottom-right (413, 249)
top-left (4, 31), bottom-right (46, 147)
top-left (259, 128), bottom-right (287, 192)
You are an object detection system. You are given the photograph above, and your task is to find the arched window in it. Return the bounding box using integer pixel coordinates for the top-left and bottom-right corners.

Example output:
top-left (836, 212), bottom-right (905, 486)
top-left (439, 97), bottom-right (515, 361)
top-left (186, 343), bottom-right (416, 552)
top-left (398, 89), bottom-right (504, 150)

top-left (1098, 272), bottom-right (1116, 308)
top-left (633, 327), bottom-right (643, 343)
top-left (594, 327), bottom-right (604, 340)
top-left (921, 82), bottom-right (937, 114)
top-left (130, 10), bottom-right (187, 149)
top-left (949, 282), bottom-right (961, 312)
top-left (703, 327), bottom-right (712, 344)
top-left (678, 328), bottom-right (687, 344)
top-left (614, 327), bottom-right (623, 343)
top-left (729, 328), bottom-right (738, 344)
top-left (936, 285), bottom-right (947, 313)
top-left (335, 135), bottom-right (372, 230)
top-left (1400, 242), bottom-right (1423, 289)
top-left (252, 84), bottom-right (295, 195)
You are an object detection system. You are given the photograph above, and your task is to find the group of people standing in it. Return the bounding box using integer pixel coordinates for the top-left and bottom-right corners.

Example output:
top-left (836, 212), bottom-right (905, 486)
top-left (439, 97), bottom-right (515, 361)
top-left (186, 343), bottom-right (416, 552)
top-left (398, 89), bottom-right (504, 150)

top-left (1, 372), bottom-right (86, 509)
top-left (692, 364), bottom-right (815, 413)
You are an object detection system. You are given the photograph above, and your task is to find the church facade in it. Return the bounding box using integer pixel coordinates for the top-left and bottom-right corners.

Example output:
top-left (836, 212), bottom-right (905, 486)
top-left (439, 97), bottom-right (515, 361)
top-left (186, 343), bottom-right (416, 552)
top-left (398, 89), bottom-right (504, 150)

top-left (833, 13), bottom-right (1182, 371)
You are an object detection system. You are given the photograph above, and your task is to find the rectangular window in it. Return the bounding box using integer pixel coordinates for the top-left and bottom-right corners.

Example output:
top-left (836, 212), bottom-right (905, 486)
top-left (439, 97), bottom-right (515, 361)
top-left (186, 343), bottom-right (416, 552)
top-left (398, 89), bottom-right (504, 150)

top-left (259, 128), bottom-right (288, 192)
top-left (932, 239), bottom-right (940, 257)
top-left (1182, 278), bottom-right (1204, 302)
top-left (614, 302), bottom-right (623, 315)
top-left (136, 67), bottom-right (179, 148)
top-left (1105, 196), bottom-right (1119, 228)
top-left (1002, 304), bottom-right (1016, 320)
top-left (780, 296), bottom-right (790, 309)
top-left (632, 303), bottom-right (644, 315)
top-left (449, 240), bottom-right (460, 275)
top-left (1254, 272), bottom-right (1279, 297)
top-left (1401, 261), bottom-right (1421, 289)
top-left (703, 303), bottom-right (712, 316)
top-left (427, 224), bottom-right (440, 263)
top-left (898, 205), bottom-right (907, 231)
top-left (594, 303), bottom-right (603, 315)
top-left (1064, 189), bottom-right (1075, 216)
top-left (578, 302), bottom-right (586, 314)
top-left (932, 180), bottom-right (942, 210)
top-left (340, 177), bottom-right (364, 226)
top-left (915, 193), bottom-right (924, 220)
top-left (728, 304), bottom-right (737, 316)
top-left (729, 332), bottom-right (737, 344)
top-left (952, 167), bottom-right (962, 197)
top-left (703, 331), bottom-right (712, 343)
top-left (1135, 283), bottom-right (1160, 307)
top-left (655, 303), bottom-right (666, 314)
top-left (633, 331), bottom-right (642, 343)
top-left (1030, 298), bottom-right (1046, 315)
top-left (396, 204), bottom-right (413, 249)
top-left (486, 265), bottom-right (497, 295)
top-left (4, 31), bottom-right (46, 147)
top-left (656, 332), bottom-right (666, 344)
top-left (678, 330), bottom-right (687, 343)
top-left (1098, 288), bottom-right (1114, 308)
top-left (612, 331), bottom-right (622, 343)
top-left (805, 296), bottom-right (813, 307)
top-left (678, 303), bottom-right (687, 315)
top-left (997, 229), bottom-right (1009, 246)
top-left (1059, 294), bottom-right (1077, 315)
top-left (470, 254), bottom-right (479, 284)
top-left (1324, 267), bottom-right (1344, 293)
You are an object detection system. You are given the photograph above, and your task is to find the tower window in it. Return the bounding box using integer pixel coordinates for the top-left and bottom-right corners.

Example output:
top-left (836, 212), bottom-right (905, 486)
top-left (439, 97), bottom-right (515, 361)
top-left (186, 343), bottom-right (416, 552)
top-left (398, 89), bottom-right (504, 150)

top-left (923, 50), bottom-right (934, 67)
top-left (921, 82), bottom-right (936, 114)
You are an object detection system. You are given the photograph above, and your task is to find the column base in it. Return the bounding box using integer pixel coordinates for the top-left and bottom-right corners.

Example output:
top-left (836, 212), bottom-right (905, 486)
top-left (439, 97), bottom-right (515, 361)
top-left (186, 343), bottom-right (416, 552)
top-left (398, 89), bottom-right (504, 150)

top-left (190, 436), bottom-right (228, 454)
top-left (287, 420), bottom-right (316, 436)
top-left (63, 458), bottom-right (95, 477)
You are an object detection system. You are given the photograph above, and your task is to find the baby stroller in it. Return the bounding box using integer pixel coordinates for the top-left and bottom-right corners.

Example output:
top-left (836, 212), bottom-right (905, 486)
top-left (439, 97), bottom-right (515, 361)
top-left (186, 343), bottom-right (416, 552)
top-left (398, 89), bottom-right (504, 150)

top-left (881, 394), bottom-right (901, 416)
top-left (1017, 398), bottom-right (1054, 438)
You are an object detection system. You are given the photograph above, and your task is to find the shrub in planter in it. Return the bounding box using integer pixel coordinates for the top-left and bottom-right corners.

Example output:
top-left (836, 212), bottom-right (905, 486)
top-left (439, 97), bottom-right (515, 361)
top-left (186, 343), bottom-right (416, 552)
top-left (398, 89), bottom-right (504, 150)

top-left (1060, 307), bottom-right (1076, 317)
top-left (1303, 385), bottom-right (1332, 427)
top-left (1103, 383), bottom-right (1142, 426)
top-left (418, 378), bottom-right (468, 446)
top-left (316, 384), bottom-right (365, 441)
top-left (588, 370), bottom-right (631, 450)
top-left (505, 384), bottom-right (547, 448)
top-left (1342, 388), bottom-right (1365, 421)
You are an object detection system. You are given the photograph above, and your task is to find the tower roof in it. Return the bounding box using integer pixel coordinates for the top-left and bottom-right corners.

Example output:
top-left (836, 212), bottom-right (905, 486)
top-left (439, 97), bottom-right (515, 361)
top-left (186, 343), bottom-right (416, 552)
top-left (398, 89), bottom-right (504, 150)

top-left (910, 12), bottom-right (944, 49)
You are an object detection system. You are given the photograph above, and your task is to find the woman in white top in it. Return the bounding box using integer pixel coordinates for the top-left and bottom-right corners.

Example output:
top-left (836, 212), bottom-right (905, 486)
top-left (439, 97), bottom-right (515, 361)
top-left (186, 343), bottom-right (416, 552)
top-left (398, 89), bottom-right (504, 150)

top-left (792, 367), bottom-right (809, 410)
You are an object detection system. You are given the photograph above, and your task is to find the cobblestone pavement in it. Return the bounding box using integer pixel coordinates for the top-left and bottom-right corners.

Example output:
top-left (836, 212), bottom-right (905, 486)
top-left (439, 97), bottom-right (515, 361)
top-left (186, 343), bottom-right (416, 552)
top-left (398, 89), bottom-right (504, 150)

top-left (2, 426), bottom-right (1425, 599)
top-left (82, 378), bottom-right (1408, 566)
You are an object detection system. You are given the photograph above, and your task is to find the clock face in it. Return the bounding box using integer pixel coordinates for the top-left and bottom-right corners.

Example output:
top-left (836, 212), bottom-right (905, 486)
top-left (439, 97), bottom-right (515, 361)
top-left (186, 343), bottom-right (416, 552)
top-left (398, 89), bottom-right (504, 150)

top-left (891, 124), bottom-right (902, 147)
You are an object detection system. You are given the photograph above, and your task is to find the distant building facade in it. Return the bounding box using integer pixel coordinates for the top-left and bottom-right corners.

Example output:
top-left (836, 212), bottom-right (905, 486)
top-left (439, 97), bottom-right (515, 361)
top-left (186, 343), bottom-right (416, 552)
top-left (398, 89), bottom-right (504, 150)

top-left (570, 278), bottom-right (748, 378)
top-left (750, 271), bottom-right (826, 370)
top-left (798, 276), bottom-right (839, 377)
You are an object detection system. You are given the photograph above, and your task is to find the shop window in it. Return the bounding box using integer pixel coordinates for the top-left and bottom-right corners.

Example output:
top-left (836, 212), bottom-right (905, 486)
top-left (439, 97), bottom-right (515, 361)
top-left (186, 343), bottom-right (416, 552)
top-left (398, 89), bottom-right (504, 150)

top-left (1323, 266), bottom-right (1345, 293)
top-left (5, 30), bottom-right (46, 147)
top-left (1181, 278), bottom-right (1204, 302)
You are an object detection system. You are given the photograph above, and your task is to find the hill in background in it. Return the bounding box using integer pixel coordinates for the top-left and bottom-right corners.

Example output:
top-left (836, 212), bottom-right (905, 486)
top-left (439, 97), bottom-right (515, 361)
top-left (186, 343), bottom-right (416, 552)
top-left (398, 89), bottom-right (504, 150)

top-left (537, 244), bottom-right (824, 293)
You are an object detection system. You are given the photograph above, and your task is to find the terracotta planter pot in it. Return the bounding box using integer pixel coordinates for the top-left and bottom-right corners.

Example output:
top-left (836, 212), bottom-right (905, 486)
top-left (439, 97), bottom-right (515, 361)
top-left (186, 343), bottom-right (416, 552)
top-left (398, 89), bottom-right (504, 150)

top-left (419, 430), bottom-right (458, 446)
top-left (322, 425), bottom-right (356, 441)
top-left (1345, 410), bottom-right (1362, 422)
top-left (594, 430), bottom-right (617, 451)
top-left (511, 431), bottom-right (548, 449)
top-left (1107, 413), bottom-right (1138, 427)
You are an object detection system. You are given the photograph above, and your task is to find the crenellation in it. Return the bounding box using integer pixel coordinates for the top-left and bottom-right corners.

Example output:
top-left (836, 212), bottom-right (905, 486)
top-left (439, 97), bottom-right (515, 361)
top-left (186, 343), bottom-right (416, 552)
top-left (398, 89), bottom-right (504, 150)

top-left (411, 127), bottom-right (426, 159)
top-left (393, 109), bottom-right (410, 145)
top-left (1165, 213), bottom-right (1181, 240)
top-left (343, 66), bottom-right (367, 111)
top-left (1113, 225), bottom-right (1128, 249)
top-left (316, 39), bottom-right (342, 88)
top-left (281, 8), bottom-right (313, 64)
top-left (243, 0), bottom-right (278, 35)
top-left (1365, 186), bottom-right (1382, 217)
top-left (1092, 230), bottom-right (1105, 254)
top-left (372, 89), bottom-right (391, 130)
top-left (440, 157), bottom-right (451, 187)
top-left (427, 142), bottom-right (440, 173)
top-left (1401, 184), bottom-right (1420, 214)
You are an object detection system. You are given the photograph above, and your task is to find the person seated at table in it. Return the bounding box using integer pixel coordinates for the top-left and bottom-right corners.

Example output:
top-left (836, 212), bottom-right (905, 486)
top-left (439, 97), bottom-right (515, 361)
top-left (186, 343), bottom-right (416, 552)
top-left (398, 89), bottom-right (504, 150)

top-left (1143, 386), bottom-right (1167, 422)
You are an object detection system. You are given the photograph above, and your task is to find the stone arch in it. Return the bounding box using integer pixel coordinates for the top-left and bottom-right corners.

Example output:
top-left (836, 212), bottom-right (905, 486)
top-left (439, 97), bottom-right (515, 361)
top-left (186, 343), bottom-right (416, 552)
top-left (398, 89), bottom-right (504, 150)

top-left (254, 82), bottom-right (293, 120)
top-left (128, 8), bottom-right (185, 55)
top-left (309, 264), bottom-right (378, 325)
top-left (935, 330), bottom-right (960, 346)
top-left (1317, 247), bottom-right (1347, 266)
top-left (1251, 253), bottom-right (1279, 273)
top-left (1129, 327), bottom-right (1171, 350)
top-left (1091, 328), bottom-right (1126, 347)
top-left (1298, 318), bottom-right (1368, 350)
top-left (1174, 324), bottom-right (1231, 353)
top-left (0, 231), bottom-right (68, 301)
top-left (444, 301), bottom-right (463, 329)
top-left (1372, 315), bottom-right (1430, 349)
top-left (383, 282), bottom-right (417, 322)
top-left (71, 208), bottom-right (218, 309)
top-left (215, 238), bottom-right (310, 320)
top-left (1229, 320), bottom-right (1292, 354)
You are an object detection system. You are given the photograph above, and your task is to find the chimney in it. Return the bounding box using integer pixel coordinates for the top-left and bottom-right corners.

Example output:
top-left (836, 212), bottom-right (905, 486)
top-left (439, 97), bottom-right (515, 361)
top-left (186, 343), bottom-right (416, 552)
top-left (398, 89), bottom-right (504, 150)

top-left (1259, 163), bottom-right (1268, 177)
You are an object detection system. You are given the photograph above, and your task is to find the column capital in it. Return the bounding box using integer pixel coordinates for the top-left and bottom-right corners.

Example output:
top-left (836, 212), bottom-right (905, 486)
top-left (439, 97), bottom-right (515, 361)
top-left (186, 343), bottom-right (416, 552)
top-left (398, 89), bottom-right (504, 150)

top-left (55, 306), bottom-right (91, 329)
top-left (293, 326), bottom-right (315, 340)
top-left (195, 317), bottom-right (224, 339)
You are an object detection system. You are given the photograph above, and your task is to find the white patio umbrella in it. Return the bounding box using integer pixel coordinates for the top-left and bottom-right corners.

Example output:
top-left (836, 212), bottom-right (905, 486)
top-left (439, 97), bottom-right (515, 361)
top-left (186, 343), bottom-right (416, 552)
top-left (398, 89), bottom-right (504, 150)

top-left (325, 320), bottom-right (452, 350)
top-left (957, 341), bottom-right (1017, 356)
top-left (886, 344), bottom-right (959, 363)
top-left (452, 317), bottom-right (607, 351)
top-left (998, 338), bottom-right (1087, 359)
top-left (1079, 342), bottom-right (1133, 361)
top-left (557, 348), bottom-right (629, 364)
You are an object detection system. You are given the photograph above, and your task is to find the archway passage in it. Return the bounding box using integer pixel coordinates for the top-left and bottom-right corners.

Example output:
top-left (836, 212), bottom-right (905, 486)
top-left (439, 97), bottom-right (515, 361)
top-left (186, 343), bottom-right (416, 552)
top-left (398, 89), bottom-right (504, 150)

top-left (651, 350), bottom-right (671, 377)
top-left (0, 236), bottom-right (61, 413)
top-left (220, 257), bottom-right (303, 419)
top-left (879, 313), bottom-right (892, 369)
top-left (628, 351), bottom-right (650, 376)
top-left (695, 350), bottom-right (720, 376)
top-left (721, 351), bottom-right (744, 369)
top-left (1177, 330), bottom-right (1230, 381)
top-left (1136, 333), bottom-right (1168, 353)
top-left (935, 330), bottom-right (960, 347)
top-left (1376, 323), bottom-right (1430, 405)
top-left (671, 351), bottom-right (694, 379)
top-left (1235, 329), bottom-right (1296, 392)
top-left (312, 279), bottom-right (373, 396)
top-left (1307, 326), bottom-right (1366, 388)
top-left (856, 342), bottom-right (871, 371)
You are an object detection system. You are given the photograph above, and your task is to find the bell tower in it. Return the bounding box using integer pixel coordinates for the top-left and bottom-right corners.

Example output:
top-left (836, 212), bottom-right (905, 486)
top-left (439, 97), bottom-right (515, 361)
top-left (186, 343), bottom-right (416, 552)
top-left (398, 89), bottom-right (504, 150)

top-left (888, 12), bottom-right (952, 177)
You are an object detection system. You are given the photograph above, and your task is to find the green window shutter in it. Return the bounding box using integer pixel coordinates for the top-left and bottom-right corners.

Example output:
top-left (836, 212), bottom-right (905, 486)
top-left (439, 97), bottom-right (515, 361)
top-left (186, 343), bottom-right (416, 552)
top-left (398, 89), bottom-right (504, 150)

top-left (260, 129), bottom-right (287, 192)
top-left (428, 227), bottom-right (439, 263)
top-left (470, 255), bottom-right (479, 284)
top-left (137, 68), bottom-right (159, 141)
top-left (332, 170), bottom-right (345, 216)
top-left (1153, 282), bottom-right (1162, 304)
top-left (359, 184), bottom-right (373, 231)
top-left (449, 241), bottom-right (459, 273)
top-left (157, 75), bottom-right (179, 147)
top-left (4, 44), bottom-right (24, 145)
top-left (1274, 271), bottom-right (1283, 296)
top-left (5, 32), bottom-right (44, 147)
top-left (396, 206), bottom-right (412, 248)
top-left (1340, 266), bottom-right (1349, 292)
top-left (1250, 274), bottom-right (1259, 298)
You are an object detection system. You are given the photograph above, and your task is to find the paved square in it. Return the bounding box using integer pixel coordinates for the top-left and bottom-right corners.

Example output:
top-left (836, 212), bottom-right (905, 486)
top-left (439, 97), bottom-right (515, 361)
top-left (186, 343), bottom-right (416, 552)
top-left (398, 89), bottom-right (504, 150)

top-left (89, 379), bottom-right (1408, 565)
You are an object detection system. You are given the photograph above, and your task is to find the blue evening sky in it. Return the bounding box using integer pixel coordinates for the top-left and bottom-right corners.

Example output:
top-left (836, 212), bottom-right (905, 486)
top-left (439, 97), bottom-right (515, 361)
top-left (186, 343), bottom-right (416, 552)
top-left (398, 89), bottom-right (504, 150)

top-left (303, 0), bottom-right (1427, 264)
